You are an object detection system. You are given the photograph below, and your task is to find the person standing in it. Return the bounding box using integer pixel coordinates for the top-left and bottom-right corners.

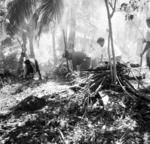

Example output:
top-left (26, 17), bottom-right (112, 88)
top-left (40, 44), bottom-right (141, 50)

top-left (90, 37), bottom-right (107, 69)
top-left (140, 18), bottom-right (150, 69)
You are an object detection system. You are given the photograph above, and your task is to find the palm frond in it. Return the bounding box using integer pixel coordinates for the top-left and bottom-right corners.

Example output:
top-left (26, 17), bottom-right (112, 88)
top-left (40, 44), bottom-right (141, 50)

top-left (5, 0), bottom-right (63, 37)
top-left (5, 22), bottom-right (18, 36)
top-left (36, 0), bottom-right (63, 35)
top-left (6, 0), bottom-right (36, 34)
top-left (30, 10), bottom-right (40, 30)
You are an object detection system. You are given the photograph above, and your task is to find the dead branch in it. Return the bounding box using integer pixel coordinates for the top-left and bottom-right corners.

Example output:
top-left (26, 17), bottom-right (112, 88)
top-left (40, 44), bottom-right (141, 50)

top-left (57, 128), bottom-right (66, 144)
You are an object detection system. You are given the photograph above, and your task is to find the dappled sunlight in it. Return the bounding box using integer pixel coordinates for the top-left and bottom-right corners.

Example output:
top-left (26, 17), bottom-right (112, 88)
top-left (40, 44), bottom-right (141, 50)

top-left (1, 0), bottom-right (150, 143)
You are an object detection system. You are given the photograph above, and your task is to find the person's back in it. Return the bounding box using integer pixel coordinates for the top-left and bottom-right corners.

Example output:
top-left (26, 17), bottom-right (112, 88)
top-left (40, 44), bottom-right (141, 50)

top-left (72, 52), bottom-right (86, 64)
top-left (24, 59), bottom-right (34, 79)
top-left (24, 58), bottom-right (41, 79)
top-left (71, 51), bottom-right (90, 71)
top-left (63, 50), bottom-right (91, 71)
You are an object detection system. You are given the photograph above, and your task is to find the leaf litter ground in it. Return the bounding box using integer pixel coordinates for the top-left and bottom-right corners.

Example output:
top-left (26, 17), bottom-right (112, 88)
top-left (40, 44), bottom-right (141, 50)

top-left (0, 71), bottom-right (150, 144)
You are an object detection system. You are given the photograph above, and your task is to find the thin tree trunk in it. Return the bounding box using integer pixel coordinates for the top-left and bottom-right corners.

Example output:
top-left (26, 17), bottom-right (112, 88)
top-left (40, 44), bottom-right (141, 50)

top-left (108, 33), bottom-right (113, 79)
top-left (105, 0), bottom-right (117, 82)
top-left (67, 7), bottom-right (76, 53)
top-left (62, 29), bottom-right (70, 72)
top-left (52, 29), bottom-right (57, 66)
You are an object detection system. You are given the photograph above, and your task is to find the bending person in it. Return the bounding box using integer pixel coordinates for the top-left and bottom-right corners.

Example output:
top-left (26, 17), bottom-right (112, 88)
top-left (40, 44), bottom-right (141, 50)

top-left (141, 18), bottom-right (150, 69)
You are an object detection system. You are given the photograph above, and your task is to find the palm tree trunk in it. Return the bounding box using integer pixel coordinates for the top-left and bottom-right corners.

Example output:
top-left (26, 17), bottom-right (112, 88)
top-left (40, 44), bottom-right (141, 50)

top-left (28, 33), bottom-right (35, 59)
top-left (105, 0), bottom-right (117, 82)
top-left (22, 32), bottom-right (27, 53)
top-left (17, 32), bottom-right (27, 74)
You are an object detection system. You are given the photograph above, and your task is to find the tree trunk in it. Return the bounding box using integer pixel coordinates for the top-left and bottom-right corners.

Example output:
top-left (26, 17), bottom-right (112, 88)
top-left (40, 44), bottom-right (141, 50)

top-left (62, 29), bottom-right (70, 72)
top-left (28, 32), bottom-right (42, 79)
top-left (52, 28), bottom-right (57, 66)
top-left (28, 33), bottom-right (35, 59)
top-left (105, 0), bottom-right (117, 82)
top-left (22, 32), bottom-right (27, 53)
top-left (108, 34), bottom-right (113, 79)
top-left (17, 32), bottom-right (27, 74)
top-left (67, 8), bottom-right (76, 53)
top-left (0, 44), bottom-right (4, 74)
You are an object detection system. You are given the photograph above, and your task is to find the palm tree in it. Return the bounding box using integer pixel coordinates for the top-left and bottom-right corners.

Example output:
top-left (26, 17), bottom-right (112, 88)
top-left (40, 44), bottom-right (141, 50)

top-left (35, 0), bottom-right (63, 66)
top-left (6, 0), bottom-right (63, 52)
top-left (35, 0), bottom-right (63, 35)
top-left (5, 0), bottom-right (63, 74)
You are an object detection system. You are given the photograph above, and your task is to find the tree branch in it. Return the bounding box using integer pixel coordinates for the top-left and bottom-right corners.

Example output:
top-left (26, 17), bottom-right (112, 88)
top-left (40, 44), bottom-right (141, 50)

top-left (109, 1), bottom-right (113, 10)
top-left (109, 0), bottom-right (117, 18)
